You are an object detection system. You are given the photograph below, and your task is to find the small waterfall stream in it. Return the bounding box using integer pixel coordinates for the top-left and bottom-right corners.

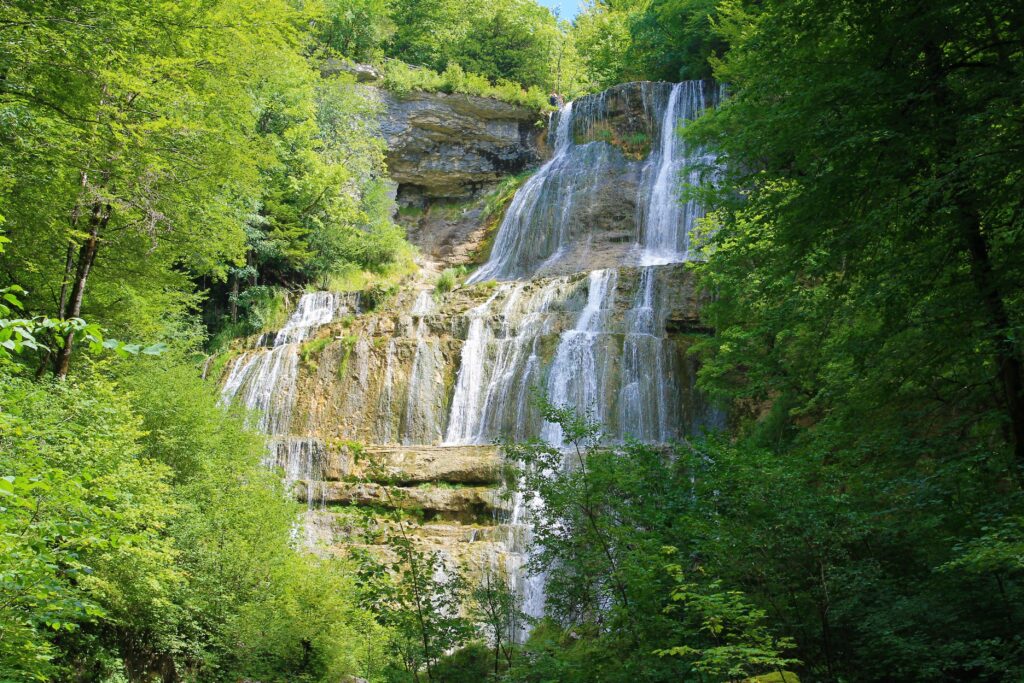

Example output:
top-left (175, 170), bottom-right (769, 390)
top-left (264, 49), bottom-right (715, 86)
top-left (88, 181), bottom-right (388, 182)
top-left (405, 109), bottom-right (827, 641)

top-left (220, 292), bottom-right (345, 434)
top-left (639, 81), bottom-right (717, 263)
top-left (541, 269), bottom-right (618, 447)
top-left (220, 291), bottom-right (350, 513)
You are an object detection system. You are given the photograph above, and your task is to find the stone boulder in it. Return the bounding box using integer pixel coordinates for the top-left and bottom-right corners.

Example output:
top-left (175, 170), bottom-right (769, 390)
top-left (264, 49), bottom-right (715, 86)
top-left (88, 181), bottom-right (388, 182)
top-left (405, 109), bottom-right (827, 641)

top-left (321, 59), bottom-right (382, 83)
top-left (354, 445), bottom-right (501, 485)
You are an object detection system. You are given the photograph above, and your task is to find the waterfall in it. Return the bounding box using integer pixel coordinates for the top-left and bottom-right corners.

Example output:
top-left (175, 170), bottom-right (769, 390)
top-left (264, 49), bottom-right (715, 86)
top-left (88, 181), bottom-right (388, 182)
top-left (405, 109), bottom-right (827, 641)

top-left (214, 80), bottom-right (720, 639)
top-left (444, 280), bottom-right (571, 444)
top-left (220, 291), bottom-right (344, 435)
top-left (456, 82), bottom-right (721, 637)
top-left (219, 291), bottom-right (350, 531)
top-left (541, 269), bottom-right (618, 447)
top-left (467, 102), bottom-right (616, 283)
top-left (376, 338), bottom-right (399, 443)
top-left (618, 266), bottom-right (672, 441)
top-left (471, 81), bottom-right (718, 282)
top-left (639, 81), bottom-right (717, 264)
top-left (402, 292), bottom-right (445, 445)
top-left (266, 436), bottom-right (330, 509)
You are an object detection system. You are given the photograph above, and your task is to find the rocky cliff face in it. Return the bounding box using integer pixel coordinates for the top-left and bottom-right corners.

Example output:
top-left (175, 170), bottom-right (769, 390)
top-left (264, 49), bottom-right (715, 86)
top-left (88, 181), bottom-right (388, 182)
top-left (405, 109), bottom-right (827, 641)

top-left (214, 79), bottom-right (720, 597)
top-left (288, 265), bottom-right (710, 445)
top-left (376, 88), bottom-right (545, 202)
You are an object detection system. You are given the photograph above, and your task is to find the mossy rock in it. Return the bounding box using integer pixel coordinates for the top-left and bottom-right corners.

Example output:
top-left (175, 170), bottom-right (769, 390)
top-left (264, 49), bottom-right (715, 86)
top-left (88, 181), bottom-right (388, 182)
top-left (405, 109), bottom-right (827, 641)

top-left (574, 121), bottom-right (651, 159)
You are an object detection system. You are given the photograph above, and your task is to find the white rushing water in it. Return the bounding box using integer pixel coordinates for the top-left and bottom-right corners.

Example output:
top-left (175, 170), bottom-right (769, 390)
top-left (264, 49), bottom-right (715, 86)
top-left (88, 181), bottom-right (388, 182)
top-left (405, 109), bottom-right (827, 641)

top-left (541, 269), bottom-right (618, 447)
top-left (266, 436), bottom-right (329, 509)
top-left (218, 291), bottom-right (351, 545)
top-left (470, 81), bottom-right (717, 282)
top-left (618, 266), bottom-right (672, 440)
top-left (402, 292), bottom-right (445, 445)
top-left (639, 81), bottom-right (717, 264)
top-left (220, 291), bottom-right (344, 435)
top-left (467, 101), bottom-right (617, 283)
top-left (444, 280), bottom-right (572, 445)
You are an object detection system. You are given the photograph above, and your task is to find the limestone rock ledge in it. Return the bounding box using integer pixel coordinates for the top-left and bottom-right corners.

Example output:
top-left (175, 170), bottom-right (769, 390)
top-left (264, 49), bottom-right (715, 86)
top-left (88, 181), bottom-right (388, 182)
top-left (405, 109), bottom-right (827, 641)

top-left (354, 445), bottom-right (501, 485)
top-left (376, 88), bottom-right (545, 200)
top-left (305, 481), bottom-right (503, 518)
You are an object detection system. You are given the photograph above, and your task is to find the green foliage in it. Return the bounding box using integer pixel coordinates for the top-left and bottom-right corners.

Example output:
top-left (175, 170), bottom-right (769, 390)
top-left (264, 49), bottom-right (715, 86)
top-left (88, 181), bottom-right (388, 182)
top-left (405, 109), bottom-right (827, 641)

top-left (301, 335), bottom-right (334, 366)
top-left (0, 358), bottom-right (387, 681)
top-left (381, 60), bottom-right (552, 110)
top-left (434, 266), bottom-right (469, 295)
top-left (0, 236), bottom-right (164, 369)
top-left (448, 0), bottom-right (561, 90)
top-left (680, 2), bottom-right (1024, 676)
top-left (469, 566), bottom-right (526, 676)
top-left (570, 0), bottom-right (727, 89)
top-left (337, 334), bottom-right (359, 378)
top-left (502, 401), bottom-right (796, 682)
top-left (316, 0), bottom-right (396, 63)
top-left (0, 0), bottom-right (410, 361)
top-left (354, 536), bottom-right (476, 682)
top-left (430, 641), bottom-right (494, 682)
top-left (656, 561), bottom-right (798, 679)
top-left (480, 171), bottom-right (536, 225)
top-left (0, 372), bottom-right (172, 682)
top-left (388, 0), bottom-right (563, 92)
top-left (315, 0), bottom-right (581, 101)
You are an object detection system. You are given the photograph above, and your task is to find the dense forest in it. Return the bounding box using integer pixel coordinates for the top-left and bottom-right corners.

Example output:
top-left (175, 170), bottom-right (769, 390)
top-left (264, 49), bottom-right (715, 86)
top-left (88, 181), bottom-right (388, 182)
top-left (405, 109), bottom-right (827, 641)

top-left (1, 0), bottom-right (1022, 682)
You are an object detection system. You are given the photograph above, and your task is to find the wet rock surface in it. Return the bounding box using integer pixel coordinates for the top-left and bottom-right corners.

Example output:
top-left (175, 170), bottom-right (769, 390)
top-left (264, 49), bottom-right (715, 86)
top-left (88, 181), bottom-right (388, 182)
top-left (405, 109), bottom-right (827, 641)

top-left (216, 80), bottom-right (721, 599)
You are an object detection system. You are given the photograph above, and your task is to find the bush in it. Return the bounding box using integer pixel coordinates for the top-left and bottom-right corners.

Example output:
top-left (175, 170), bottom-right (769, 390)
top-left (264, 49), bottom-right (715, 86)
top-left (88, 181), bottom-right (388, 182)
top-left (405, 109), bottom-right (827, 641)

top-left (431, 642), bottom-right (494, 683)
top-left (435, 266), bottom-right (469, 295)
top-left (381, 59), bottom-right (551, 110)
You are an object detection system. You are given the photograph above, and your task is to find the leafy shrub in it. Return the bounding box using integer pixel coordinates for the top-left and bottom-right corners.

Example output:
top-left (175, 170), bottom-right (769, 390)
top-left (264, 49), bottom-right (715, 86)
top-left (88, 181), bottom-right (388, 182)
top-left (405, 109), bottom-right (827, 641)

top-left (381, 59), bottom-right (551, 110)
top-left (300, 335), bottom-right (333, 368)
top-left (435, 266), bottom-right (469, 295)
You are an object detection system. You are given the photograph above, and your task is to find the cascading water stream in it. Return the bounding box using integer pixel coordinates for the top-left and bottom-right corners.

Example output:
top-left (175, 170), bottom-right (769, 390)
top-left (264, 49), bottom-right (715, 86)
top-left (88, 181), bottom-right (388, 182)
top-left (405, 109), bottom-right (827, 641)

top-left (219, 291), bottom-right (347, 523)
top-left (471, 81), bottom-right (718, 284)
top-left (541, 269), bottom-right (618, 447)
top-left (639, 81), bottom-right (717, 264)
top-left (468, 102), bottom-right (615, 283)
top-left (403, 291), bottom-right (445, 445)
top-left (220, 291), bottom-right (343, 434)
top-left (454, 82), bottom-right (720, 637)
top-left (266, 436), bottom-right (329, 510)
top-left (618, 266), bottom-right (672, 441)
top-left (444, 280), bottom-right (570, 445)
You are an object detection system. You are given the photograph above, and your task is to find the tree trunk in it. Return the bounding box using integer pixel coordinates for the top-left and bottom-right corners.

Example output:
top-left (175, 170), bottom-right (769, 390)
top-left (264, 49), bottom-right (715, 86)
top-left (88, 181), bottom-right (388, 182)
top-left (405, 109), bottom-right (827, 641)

top-left (35, 240), bottom-right (78, 378)
top-left (959, 202), bottom-right (1024, 477)
top-left (229, 272), bottom-right (239, 324)
top-left (55, 203), bottom-right (107, 378)
top-left (57, 239), bottom-right (76, 318)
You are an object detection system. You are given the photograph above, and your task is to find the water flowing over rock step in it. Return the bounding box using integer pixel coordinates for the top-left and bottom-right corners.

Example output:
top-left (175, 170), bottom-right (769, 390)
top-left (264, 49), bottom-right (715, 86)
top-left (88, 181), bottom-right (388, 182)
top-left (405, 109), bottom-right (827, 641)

top-left (287, 264), bottom-right (713, 446)
top-left (468, 80), bottom-right (721, 282)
